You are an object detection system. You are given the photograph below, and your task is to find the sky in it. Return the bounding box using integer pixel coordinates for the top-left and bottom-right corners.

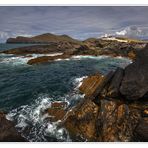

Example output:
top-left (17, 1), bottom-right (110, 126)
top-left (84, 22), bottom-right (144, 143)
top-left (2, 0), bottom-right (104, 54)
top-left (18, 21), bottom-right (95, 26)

top-left (0, 6), bottom-right (148, 42)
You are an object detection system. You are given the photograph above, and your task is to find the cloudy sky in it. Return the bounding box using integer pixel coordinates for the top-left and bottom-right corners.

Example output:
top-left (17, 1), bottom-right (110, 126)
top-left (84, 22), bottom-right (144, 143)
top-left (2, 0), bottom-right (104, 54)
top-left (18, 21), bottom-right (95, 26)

top-left (0, 6), bottom-right (148, 42)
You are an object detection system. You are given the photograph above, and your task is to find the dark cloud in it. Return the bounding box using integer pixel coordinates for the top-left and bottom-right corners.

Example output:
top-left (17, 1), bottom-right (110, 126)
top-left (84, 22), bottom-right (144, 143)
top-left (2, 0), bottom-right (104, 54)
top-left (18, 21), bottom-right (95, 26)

top-left (0, 6), bottom-right (148, 42)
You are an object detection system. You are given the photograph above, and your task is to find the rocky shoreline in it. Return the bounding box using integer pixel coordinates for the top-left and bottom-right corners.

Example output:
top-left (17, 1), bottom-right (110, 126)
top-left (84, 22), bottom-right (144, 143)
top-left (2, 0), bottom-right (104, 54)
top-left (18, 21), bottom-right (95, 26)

top-left (0, 33), bottom-right (148, 142)
top-left (42, 44), bottom-right (148, 142)
top-left (1, 34), bottom-right (147, 65)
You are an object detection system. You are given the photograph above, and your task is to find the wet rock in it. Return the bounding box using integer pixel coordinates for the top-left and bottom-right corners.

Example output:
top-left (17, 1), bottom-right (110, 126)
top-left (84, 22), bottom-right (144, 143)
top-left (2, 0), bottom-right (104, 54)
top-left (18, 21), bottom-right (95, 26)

top-left (107, 68), bottom-right (124, 98)
top-left (0, 111), bottom-right (27, 142)
top-left (50, 101), bottom-right (68, 109)
top-left (44, 102), bottom-right (68, 122)
top-left (120, 45), bottom-right (148, 100)
top-left (79, 73), bottom-right (105, 98)
top-left (134, 118), bottom-right (148, 142)
top-left (79, 71), bottom-right (114, 99)
top-left (27, 54), bottom-right (72, 65)
top-left (64, 99), bottom-right (100, 141)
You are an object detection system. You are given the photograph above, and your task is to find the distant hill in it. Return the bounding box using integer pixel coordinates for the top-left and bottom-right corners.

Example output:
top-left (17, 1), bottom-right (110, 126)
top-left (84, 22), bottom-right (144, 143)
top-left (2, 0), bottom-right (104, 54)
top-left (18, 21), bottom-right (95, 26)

top-left (6, 33), bottom-right (81, 44)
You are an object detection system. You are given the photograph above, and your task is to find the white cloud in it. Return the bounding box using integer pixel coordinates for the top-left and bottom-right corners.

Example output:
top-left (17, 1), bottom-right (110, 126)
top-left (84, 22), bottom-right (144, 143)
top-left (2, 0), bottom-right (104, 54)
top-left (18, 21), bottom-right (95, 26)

top-left (0, 31), bottom-right (9, 39)
top-left (115, 26), bottom-right (146, 38)
top-left (116, 30), bottom-right (127, 36)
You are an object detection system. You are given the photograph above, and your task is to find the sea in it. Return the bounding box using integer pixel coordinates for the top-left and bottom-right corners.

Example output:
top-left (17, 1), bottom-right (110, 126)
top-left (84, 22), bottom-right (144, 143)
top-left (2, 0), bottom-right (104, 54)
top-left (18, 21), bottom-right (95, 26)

top-left (0, 43), bottom-right (132, 142)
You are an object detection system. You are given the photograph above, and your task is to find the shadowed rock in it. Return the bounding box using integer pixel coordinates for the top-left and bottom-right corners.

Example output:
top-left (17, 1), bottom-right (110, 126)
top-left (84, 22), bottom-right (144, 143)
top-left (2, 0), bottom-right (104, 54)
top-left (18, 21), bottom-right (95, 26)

top-left (107, 68), bottom-right (124, 98)
top-left (120, 45), bottom-right (148, 100)
top-left (0, 112), bottom-right (27, 142)
top-left (134, 118), bottom-right (148, 141)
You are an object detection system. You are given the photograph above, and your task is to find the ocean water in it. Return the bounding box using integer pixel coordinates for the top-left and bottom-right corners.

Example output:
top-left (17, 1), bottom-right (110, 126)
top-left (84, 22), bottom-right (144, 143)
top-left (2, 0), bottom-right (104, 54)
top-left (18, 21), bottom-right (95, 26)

top-left (0, 44), bottom-right (132, 142)
top-left (0, 43), bottom-right (42, 51)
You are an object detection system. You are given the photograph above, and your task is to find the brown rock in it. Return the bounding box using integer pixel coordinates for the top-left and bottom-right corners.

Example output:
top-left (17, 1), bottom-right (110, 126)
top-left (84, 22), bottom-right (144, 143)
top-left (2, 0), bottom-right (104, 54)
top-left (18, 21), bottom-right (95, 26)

top-left (98, 99), bottom-right (142, 142)
top-left (79, 72), bottom-right (114, 99)
top-left (27, 54), bottom-right (71, 65)
top-left (134, 118), bottom-right (148, 141)
top-left (79, 73), bottom-right (105, 97)
top-left (51, 101), bottom-right (68, 108)
top-left (64, 99), bottom-right (100, 141)
top-left (128, 50), bottom-right (136, 60)
top-left (44, 102), bottom-right (68, 122)
top-left (107, 68), bottom-right (124, 98)
top-left (0, 111), bottom-right (27, 142)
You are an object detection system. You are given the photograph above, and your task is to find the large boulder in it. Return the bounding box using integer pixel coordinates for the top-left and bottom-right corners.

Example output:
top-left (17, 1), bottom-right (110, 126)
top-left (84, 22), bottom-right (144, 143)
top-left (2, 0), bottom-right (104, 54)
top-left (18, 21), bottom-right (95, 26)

top-left (0, 112), bottom-right (27, 142)
top-left (107, 68), bottom-right (124, 98)
top-left (79, 73), bottom-right (105, 98)
top-left (120, 45), bottom-right (148, 100)
top-left (79, 72), bottom-right (114, 99)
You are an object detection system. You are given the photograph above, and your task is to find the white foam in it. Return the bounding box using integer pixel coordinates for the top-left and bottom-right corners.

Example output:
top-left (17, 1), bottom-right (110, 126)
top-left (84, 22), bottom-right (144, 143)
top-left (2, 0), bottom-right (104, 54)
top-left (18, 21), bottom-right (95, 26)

top-left (0, 52), bottom-right (63, 65)
top-left (6, 94), bottom-right (71, 142)
top-left (74, 76), bottom-right (88, 89)
top-left (72, 55), bottom-right (109, 60)
top-left (0, 56), bottom-right (33, 65)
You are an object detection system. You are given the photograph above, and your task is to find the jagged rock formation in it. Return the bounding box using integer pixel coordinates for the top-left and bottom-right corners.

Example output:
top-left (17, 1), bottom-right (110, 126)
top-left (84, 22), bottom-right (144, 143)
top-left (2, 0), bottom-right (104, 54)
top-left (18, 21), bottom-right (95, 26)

top-left (43, 45), bottom-right (148, 142)
top-left (83, 37), bottom-right (146, 59)
top-left (0, 112), bottom-right (27, 142)
top-left (120, 44), bottom-right (148, 100)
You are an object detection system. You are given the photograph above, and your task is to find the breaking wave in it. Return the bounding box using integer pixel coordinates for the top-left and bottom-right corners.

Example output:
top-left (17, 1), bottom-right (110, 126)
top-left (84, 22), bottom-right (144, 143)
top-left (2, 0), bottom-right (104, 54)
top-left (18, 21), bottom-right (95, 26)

top-left (6, 76), bottom-right (86, 142)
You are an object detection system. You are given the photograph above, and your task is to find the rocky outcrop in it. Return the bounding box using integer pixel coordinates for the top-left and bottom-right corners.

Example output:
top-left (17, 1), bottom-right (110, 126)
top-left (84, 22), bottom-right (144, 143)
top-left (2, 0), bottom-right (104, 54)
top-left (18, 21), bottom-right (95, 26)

top-left (27, 54), bottom-right (72, 65)
top-left (120, 45), bottom-right (148, 100)
top-left (0, 111), bottom-right (27, 142)
top-left (2, 34), bottom-right (147, 64)
top-left (64, 99), bottom-right (99, 141)
top-left (106, 68), bottom-right (124, 98)
top-left (26, 42), bottom-right (148, 142)
top-left (2, 42), bottom-right (80, 55)
top-left (42, 45), bottom-right (148, 141)
top-left (79, 73), bottom-right (106, 98)
top-left (83, 37), bottom-right (146, 59)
